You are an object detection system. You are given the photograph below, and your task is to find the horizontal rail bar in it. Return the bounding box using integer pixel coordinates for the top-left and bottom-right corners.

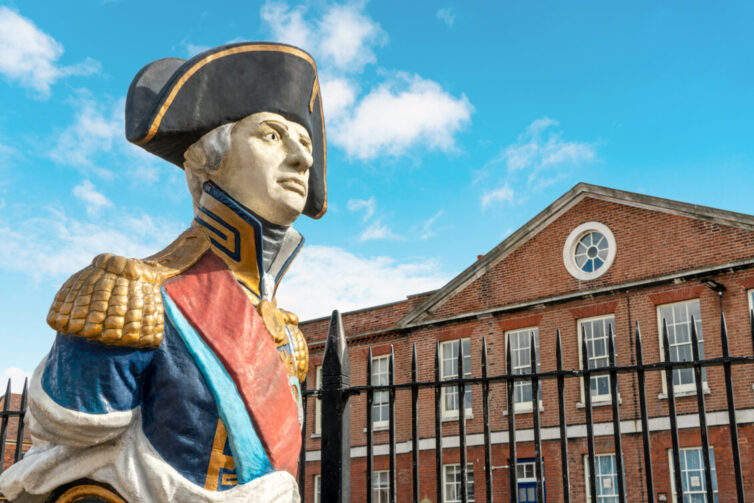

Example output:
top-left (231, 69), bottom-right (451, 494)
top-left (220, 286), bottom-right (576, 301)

top-left (302, 355), bottom-right (754, 397)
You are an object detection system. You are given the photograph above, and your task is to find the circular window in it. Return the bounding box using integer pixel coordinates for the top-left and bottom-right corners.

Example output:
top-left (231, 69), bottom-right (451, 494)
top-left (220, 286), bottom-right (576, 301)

top-left (563, 222), bottom-right (616, 280)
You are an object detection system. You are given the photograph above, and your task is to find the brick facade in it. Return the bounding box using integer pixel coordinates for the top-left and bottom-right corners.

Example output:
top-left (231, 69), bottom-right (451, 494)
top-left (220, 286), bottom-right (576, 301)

top-left (299, 184), bottom-right (754, 503)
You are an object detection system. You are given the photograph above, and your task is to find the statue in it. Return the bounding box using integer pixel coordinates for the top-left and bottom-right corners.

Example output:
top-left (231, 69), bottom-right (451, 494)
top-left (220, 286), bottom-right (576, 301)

top-left (0, 42), bottom-right (326, 503)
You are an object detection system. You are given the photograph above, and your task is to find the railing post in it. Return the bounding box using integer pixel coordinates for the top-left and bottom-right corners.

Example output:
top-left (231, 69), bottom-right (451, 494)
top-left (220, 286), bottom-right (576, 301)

top-left (321, 310), bottom-right (351, 503)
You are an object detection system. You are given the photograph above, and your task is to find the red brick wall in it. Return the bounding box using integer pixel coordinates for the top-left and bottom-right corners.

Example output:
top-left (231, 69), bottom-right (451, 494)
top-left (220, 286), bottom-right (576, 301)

top-left (431, 197), bottom-right (754, 320)
top-left (301, 268), bottom-right (754, 502)
top-left (299, 195), bottom-right (754, 502)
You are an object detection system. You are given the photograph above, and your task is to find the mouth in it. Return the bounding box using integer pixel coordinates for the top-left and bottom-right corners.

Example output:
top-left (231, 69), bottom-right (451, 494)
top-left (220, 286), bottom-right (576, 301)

top-left (278, 178), bottom-right (307, 197)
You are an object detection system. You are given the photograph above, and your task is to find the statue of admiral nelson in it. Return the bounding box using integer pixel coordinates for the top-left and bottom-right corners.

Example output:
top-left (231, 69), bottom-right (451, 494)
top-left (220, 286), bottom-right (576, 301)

top-left (0, 42), bottom-right (325, 503)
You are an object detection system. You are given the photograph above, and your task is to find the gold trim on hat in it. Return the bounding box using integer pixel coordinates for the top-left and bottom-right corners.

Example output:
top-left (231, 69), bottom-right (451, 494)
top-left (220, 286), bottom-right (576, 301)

top-left (135, 44), bottom-right (318, 146)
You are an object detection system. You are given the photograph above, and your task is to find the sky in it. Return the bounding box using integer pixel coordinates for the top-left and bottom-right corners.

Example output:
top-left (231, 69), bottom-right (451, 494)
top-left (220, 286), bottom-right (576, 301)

top-left (0, 1), bottom-right (753, 389)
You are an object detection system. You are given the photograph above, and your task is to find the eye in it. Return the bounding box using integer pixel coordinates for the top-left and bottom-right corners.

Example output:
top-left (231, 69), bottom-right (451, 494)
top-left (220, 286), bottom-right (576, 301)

top-left (263, 131), bottom-right (279, 141)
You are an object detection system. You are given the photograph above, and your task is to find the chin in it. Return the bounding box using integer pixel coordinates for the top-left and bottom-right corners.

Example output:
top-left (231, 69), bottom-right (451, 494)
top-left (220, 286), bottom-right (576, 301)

top-left (266, 198), bottom-right (305, 226)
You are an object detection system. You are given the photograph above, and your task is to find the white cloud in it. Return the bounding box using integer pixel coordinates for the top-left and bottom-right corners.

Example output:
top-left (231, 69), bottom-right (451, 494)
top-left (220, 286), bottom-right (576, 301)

top-left (420, 210), bottom-right (443, 240)
top-left (72, 180), bottom-right (113, 215)
top-left (260, 2), bottom-right (312, 50)
top-left (185, 43), bottom-right (211, 57)
top-left (332, 74), bottom-right (473, 160)
top-left (480, 118), bottom-right (596, 207)
top-left (49, 92), bottom-right (121, 177)
top-left (347, 196), bottom-right (375, 222)
top-left (501, 117), bottom-right (596, 174)
top-left (276, 245), bottom-right (449, 320)
top-left (48, 92), bottom-right (164, 184)
top-left (359, 220), bottom-right (402, 241)
top-left (0, 367), bottom-right (31, 393)
top-left (436, 7), bottom-right (455, 27)
top-left (481, 183), bottom-right (514, 209)
top-left (0, 203), bottom-right (184, 280)
top-left (0, 7), bottom-right (99, 97)
top-left (261, 1), bottom-right (385, 72)
top-left (319, 76), bottom-right (357, 121)
top-left (317, 3), bottom-right (385, 71)
top-left (259, 1), bottom-right (472, 161)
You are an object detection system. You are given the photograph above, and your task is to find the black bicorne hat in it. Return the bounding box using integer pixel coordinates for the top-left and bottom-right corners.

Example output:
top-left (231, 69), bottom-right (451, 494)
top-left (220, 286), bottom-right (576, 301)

top-left (125, 42), bottom-right (327, 219)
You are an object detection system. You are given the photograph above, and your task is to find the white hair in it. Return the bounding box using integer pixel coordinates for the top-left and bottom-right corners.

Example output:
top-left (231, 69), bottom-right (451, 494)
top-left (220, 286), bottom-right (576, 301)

top-left (183, 122), bottom-right (235, 208)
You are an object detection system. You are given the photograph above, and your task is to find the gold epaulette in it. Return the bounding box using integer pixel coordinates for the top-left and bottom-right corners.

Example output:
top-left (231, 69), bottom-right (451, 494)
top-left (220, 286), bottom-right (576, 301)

top-left (47, 228), bottom-right (209, 349)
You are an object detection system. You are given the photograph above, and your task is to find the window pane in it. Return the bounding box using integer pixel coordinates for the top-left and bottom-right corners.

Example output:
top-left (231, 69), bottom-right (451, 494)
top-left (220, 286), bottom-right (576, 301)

top-left (673, 447), bottom-right (718, 502)
top-left (660, 300), bottom-right (704, 390)
top-left (508, 329), bottom-right (540, 405)
top-left (441, 340), bottom-right (472, 414)
top-left (444, 464), bottom-right (475, 503)
top-left (581, 317), bottom-right (615, 398)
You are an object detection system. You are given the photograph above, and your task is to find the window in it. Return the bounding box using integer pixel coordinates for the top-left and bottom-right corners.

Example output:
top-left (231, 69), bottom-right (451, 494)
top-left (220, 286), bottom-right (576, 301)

top-left (314, 366), bottom-right (322, 435)
top-left (658, 300), bottom-right (705, 392)
top-left (506, 328), bottom-right (541, 411)
top-left (578, 315), bottom-right (616, 401)
top-left (440, 339), bottom-right (472, 418)
top-left (443, 464), bottom-right (475, 503)
top-left (563, 222), bottom-right (617, 281)
top-left (669, 447), bottom-right (718, 503)
top-left (516, 460), bottom-right (543, 503)
top-left (584, 453), bottom-right (618, 503)
top-left (313, 474), bottom-right (321, 503)
top-left (372, 470), bottom-right (390, 503)
top-left (748, 289), bottom-right (754, 319)
top-left (371, 355), bottom-right (390, 428)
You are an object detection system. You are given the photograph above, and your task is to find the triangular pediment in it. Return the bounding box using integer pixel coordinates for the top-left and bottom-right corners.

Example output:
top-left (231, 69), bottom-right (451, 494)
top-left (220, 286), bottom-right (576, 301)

top-left (398, 183), bottom-right (754, 327)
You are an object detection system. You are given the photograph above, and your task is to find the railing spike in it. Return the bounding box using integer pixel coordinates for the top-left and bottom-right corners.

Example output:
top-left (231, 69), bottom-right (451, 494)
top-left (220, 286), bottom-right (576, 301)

top-left (556, 329), bottom-right (571, 503)
top-left (663, 319), bottom-right (684, 503)
top-left (635, 321), bottom-right (655, 501)
top-left (581, 327), bottom-right (597, 503)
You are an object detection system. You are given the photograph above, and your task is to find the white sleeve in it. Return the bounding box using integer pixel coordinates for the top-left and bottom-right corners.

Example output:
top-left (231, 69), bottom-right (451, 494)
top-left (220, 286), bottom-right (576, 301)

top-left (26, 358), bottom-right (136, 448)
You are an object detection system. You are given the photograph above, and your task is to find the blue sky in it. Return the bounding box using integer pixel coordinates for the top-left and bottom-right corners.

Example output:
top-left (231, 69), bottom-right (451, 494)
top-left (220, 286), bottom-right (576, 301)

top-left (1, 1), bottom-right (753, 388)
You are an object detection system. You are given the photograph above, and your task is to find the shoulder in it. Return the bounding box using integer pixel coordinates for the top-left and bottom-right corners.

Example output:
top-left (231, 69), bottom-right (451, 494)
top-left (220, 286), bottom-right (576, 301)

top-left (47, 228), bottom-right (209, 349)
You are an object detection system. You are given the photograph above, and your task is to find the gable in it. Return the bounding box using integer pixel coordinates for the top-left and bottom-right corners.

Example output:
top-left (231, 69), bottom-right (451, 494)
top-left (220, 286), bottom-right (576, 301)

top-left (402, 184), bottom-right (754, 326)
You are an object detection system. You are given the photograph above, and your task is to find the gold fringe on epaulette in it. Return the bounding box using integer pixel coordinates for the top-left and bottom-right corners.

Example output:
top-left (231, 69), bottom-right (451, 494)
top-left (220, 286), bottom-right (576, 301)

top-left (47, 228), bottom-right (209, 349)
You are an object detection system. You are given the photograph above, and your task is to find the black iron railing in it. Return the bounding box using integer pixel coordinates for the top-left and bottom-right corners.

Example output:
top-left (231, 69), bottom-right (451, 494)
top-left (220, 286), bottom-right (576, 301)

top-left (0, 377), bottom-right (28, 483)
top-left (0, 310), bottom-right (751, 502)
top-left (300, 310), bottom-right (754, 503)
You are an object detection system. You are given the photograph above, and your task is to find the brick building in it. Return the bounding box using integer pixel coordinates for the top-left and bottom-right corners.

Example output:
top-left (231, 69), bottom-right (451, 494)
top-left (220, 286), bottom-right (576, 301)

top-left (299, 183), bottom-right (754, 503)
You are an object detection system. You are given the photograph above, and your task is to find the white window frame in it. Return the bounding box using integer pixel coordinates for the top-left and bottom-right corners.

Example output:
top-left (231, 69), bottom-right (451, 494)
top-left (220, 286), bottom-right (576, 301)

top-left (314, 366), bottom-right (322, 435)
top-left (577, 314), bottom-right (616, 403)
top-left (372, 470), bottom-right (390, 503)
top-left (443, 463), bottom-right (475, 503)
top-left (584, 453), bottom-right (619, 503)
top-left (563, 222), bottom-right (617, 281)
top-left (440, 339), bottom-right (472, 419)
top-left (515, 460), bottom-right (540, 502)
top-left (748, 289), bottom-right (754, 319)
top-left (516, 460), bottom-right (537, 482)
top-left (371, 355), bottom-right (390, 429)
top-left (313, 474), bottom-right (321, 503)
top-left (668, 447), bottom-right (718, 503)
top-left (505, 327), bottom-right (541, 412)
top-left (657, 299), bottom-right (708, 395)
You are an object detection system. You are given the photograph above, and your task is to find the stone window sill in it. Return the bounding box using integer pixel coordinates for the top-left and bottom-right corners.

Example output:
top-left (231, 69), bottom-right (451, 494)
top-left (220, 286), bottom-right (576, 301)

top-left (441, 412), bottom-right (474, 423)
top-left (576, 395), bottom-right (622, 409)
top-left (658, 387), bottom-right (710, 400)
top-left (503, 403), bottom-right (544, 415)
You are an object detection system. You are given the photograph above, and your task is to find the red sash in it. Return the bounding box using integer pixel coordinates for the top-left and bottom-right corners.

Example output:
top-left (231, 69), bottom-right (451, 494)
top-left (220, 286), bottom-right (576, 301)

top-left (164, 251), bottom-right (301, 476)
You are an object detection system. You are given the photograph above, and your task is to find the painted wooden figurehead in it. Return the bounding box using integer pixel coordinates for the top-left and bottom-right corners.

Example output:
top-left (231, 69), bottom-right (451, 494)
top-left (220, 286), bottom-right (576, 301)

top-left (0, 43), bottom-right (325, 503)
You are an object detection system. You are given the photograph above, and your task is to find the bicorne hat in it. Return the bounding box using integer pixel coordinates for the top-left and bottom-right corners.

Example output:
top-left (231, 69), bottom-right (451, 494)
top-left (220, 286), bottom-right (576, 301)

top-left (125, 42), bottom-right (326, 219)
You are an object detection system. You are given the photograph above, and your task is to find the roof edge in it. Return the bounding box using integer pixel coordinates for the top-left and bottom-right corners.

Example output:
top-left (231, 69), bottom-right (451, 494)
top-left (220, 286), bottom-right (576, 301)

top-left (397, 182), bottom-right (754, 327)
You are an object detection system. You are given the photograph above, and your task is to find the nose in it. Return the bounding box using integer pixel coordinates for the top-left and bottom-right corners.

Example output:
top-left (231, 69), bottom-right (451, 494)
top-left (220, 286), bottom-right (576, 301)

top-left (285, 138), bottom-right (314, 173)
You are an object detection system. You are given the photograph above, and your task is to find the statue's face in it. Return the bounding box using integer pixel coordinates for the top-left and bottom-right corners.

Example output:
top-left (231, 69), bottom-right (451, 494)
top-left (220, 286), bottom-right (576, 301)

top-left (212, 111), bottom-right (313, 226)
